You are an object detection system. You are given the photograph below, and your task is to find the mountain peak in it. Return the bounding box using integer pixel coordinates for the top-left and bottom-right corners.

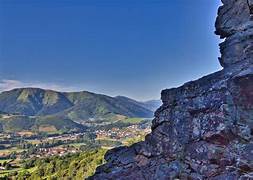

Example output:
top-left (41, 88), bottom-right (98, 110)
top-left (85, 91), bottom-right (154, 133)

top-left (0, 87), bottom-right (157, 120)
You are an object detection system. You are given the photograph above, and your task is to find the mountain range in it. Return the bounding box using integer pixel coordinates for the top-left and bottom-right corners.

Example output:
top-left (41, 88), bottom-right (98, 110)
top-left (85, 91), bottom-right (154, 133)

top-left (0, 88), bottom-right (161, 133)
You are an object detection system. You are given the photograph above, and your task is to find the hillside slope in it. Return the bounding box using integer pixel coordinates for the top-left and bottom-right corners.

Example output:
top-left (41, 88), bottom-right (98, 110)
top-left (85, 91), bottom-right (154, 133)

top-left (0, 114), bottom-right (85, 133)
top-left (0, 88), bottom-right (73, 116)
top-left (0, 88), bottom-right (156, 123)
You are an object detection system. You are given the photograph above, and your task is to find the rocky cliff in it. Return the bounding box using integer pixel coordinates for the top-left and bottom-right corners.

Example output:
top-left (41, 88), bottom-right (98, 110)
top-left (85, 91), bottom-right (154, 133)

top-left (89, 1), bottom-right (253, 179)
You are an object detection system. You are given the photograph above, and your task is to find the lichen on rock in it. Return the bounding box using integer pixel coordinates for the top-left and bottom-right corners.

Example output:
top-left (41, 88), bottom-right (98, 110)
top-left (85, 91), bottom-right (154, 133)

top-left (88, 1), bottom-right (253, 179)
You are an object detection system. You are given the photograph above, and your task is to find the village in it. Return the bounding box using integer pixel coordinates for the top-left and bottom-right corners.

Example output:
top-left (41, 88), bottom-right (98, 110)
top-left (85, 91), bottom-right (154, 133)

top-left (96, 124), bottom-right (151, 140)
top-left (0, 120), bottom-right (151, 161)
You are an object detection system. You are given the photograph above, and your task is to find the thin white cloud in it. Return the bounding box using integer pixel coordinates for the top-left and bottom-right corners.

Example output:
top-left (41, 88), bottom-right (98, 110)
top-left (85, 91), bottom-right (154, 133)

top-left (0, 80), bottom-right (23, 92)
top-left (0, 79), bottom-right (80, 92)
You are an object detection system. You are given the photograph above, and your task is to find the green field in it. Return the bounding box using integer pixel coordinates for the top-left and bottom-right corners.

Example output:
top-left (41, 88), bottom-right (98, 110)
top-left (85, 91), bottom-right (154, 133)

top-left (0, 147), bottom-right (24, 154)
top-left (122, 118), bottom-right (144, 124)
top-left (0, 159), bottom-right (12, 164)
top-left (60, 142), bottom-right (87, 148)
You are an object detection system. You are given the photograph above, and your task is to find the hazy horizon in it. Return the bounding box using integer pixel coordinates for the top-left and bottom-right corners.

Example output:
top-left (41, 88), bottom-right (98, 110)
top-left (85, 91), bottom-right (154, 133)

top-left (0, 83), bottom-right (161, 102)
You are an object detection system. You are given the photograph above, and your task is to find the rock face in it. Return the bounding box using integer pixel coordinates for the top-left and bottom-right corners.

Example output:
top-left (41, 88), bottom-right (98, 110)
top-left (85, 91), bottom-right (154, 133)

top-left (89, 1), bottom-right (253, 179)
top-left (216, 0), bottom-right (253, 67)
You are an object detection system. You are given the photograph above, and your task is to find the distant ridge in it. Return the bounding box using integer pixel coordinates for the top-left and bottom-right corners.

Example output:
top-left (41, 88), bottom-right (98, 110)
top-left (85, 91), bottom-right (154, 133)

top-left (0, 88), bottom-right (160, 133)
top-left (0, 88), bottom-right (159, 122)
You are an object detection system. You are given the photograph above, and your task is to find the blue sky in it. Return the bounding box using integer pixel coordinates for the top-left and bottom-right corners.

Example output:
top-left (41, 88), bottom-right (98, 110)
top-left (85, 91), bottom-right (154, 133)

top-left (0, 0), bottom-right (221, 100)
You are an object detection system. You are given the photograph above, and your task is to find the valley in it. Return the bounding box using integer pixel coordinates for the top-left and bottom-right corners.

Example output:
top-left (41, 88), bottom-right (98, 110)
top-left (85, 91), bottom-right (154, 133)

top-left (0, 119), bottom-right (151, 179)
top-left (0, 117), bottom-right (151, 179)
top-left (0, 88), bottom-right (158, 179)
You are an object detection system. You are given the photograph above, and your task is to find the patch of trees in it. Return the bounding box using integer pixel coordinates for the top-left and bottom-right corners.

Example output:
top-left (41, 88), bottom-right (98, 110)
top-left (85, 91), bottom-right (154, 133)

top-left (16, 149), bottom-right (106, 179)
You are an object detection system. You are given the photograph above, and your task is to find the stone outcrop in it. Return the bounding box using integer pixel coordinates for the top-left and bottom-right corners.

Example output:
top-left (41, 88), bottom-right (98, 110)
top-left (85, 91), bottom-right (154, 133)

top-left (89, 1), bottom-right (253, 179)
top-left (216, 0), bottom-right (253, 67)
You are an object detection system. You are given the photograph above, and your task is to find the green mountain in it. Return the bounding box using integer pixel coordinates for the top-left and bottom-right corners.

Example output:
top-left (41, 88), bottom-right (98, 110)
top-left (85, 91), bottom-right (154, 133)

top-left (0, 88), bottom-right (154, 119)
top-left (142, 100), bottom-right (162, 112)
top-left (0, 88), bottom-right (158, 132)
top-left (0, 88), bottom-right (73, 116)
top-left (115, 96), bottom-right (161, 112)
top-left (0, 114), bottom-right (86, 133)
